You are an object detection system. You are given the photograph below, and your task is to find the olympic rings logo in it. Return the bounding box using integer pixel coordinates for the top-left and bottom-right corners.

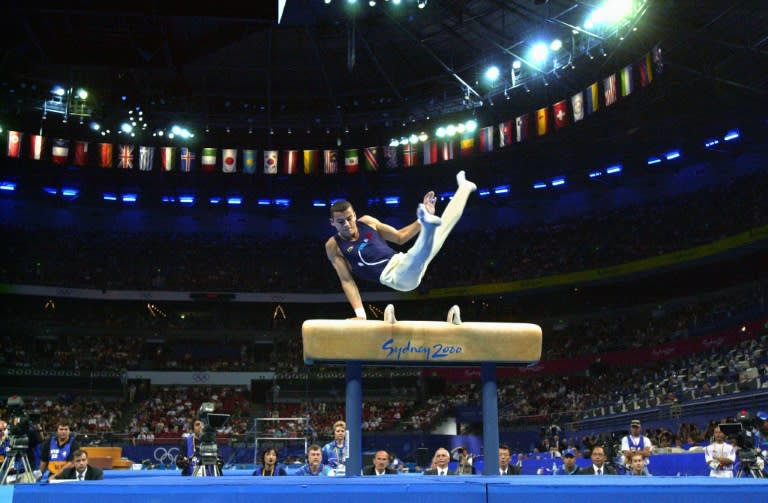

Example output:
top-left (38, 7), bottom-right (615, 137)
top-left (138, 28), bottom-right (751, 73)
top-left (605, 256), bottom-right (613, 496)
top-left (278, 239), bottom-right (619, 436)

top-left (154, 447), bottom-right (180, 464)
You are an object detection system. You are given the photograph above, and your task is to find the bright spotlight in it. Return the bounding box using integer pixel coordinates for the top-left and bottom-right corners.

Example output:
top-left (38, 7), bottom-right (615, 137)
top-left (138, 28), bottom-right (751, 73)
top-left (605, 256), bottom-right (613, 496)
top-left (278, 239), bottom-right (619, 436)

top-left (549, 39), bottom-right (562, 51)
top-left (485, 66), bottom-right (500, 81)
top-left (418, 0), bottom-right (427, 8)
top-left (435, 127), bottom-right (446, 138)
top-left (530, 43), bottom-right (549, 63)
top-left (51, 85), bottom-right (66, 96)
top-left (409, 134), bottom-right (418, 144)
top-left (512, 60), bottom-right (522, 70)
top-left (446, 125), bottom-right (457, 136)
top-left (120, 123), bottom-right (133, 133)
top-left (465, 120), bottom-right (477, 133)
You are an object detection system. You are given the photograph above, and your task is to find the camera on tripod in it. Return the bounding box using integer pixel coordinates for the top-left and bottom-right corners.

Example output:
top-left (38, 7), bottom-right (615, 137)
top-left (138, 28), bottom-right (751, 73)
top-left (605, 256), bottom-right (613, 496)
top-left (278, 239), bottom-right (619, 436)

top-left (1, 396), bottom-right (42, 485)
top-left (720, 410), bottom-right (766, 478)
top-left (194, 402), bottom-right (230, 476)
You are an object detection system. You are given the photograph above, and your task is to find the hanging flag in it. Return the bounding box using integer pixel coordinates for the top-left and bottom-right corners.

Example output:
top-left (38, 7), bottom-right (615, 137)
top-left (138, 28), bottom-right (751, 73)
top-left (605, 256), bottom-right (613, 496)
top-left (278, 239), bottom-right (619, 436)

top-left (571, 92), bottom-right (585, 122)
top-left (139, 146), bottom-right (155, 171)
top-left (479, 126), bottom-right (494, 152)
top-left (536, 107), bottom-right (549, 136)
top-left (553, 100), bottom-right (569, 130)
top-left (51, 138), bottom-right (70, 165)
top-left (323, 149), bottom-right (338, 174)
top-left (460, 135), bottom-right (474, 157)
top-left (439, 139), bottom-right (454, 162)
top-left (29, 135), bottom-right (45, 160)
top-left (382, 146), bottom-right (398, 169)
top-left (160, 147), bottom-right (176, 171)
top-left (403, 143), bottom-right (419, 167)
top-left (74, 141), bottom-right (89, 166)
top-left (363, 147), bottom-right (379, 171)
top-left (99, 143), bottom-right (113, 168)
top-left (498, 120), bottom-right (512, 148)
top-left (653, 44), bottom-right (664, 74)
top-left (242, 149), bottom-right (257, 174)
top-left (222, 148), bottom-right (238, 173)
top-left (603, 74), bottom-right (617, 106)
top-left (200, 147), bottom-right (216, 173)
top-left (117, 144), bottom-right (134, 169)
top-left (344, 149), bottom-right (359, 173)
top-left (7, 131), bottom-right (22, 158)
top-left (180, 147), bottom-right (195, 172)
top-left (639, 52), bottom-right (653, 87)
top-left (264, 150), bottom-right (278, 174)
top-left (303, 149), bottom-right (319, 175)
top-left (282, 150), bottom-right (299, 175)
top-left (422, 141), bottom-right (438, 165)
top-left (620, 64), bottom-right (634, 97)
top-left (585, 82), bottom-right (599, 115)
top-left (515, 114), bottom-right (529, 142)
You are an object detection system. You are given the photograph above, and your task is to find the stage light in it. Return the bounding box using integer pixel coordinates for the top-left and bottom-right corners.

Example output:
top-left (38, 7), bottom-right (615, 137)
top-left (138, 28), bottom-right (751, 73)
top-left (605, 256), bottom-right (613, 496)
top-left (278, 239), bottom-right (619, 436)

top-left (485, 66), bottom-right (500, 82)
top-left (369, 0), bottom-right (376, 5)
top-left (533, 182), bottom-right (547, 189)
top-left (257, 199), bottom-right (271, 206)
top-left (274, 198), bottom-right (291, 207)
top-left (179, 195), bottom-right (195, 204)
top-left (389, 139), bottom-right (399, 147)
top-left (384, 196), bottom-right (400, 206)
top-left (589, 170), bottom-right (603, 178)
top-left (478, 189), bottom-right (490, 197)
top-left (103, 193), bottom-right (118, 201)
top-left (704, 139), bottom-right (720, 148)
top-left (446, 125), bottom-right (456, 136)
top-left (161, 196), bottom-right (175, 203)
top-left (435, 127), bottom-right (446, 138)
top-left (418, 131), bottom-right (428, 142)
top-left (512, 60), bottom-right (522, 70)
top-left (122, 193), bottom-right (137, 203)
top-left (493, 185), bottom-right (510, 195)
top-left (664, 150), bottom-right (681, 160)
top-left (647, 156), bottom-right (662, 165)
top-left (409, 134), bottom-right (418, 144)
top-left (43, 187), bottom-right (58, 195)
top-left (227, 197), bottom-right (242, 205)
top-left (313, 200), bottom-right (327, 207)
top-left (0, 181), bottom-right (16, 192)
top-left (551, 177), bottom-right (566, 187)
top-left (61, 188), bottom-right (79, 198)
top-left (723, 129), bottom-right (740, 141)
top-left (605, 164), bottom-right (622, 174)
top-left (549, 39), bottom-right (562, 51)
top-left (209, 197), bottom-right (222, 204)
top-left (530, 43), bottom-right (548, 63)
top-left (417, 0), bottom-right (427, 8)
top-left (465, 120), bottom-right (477, 133)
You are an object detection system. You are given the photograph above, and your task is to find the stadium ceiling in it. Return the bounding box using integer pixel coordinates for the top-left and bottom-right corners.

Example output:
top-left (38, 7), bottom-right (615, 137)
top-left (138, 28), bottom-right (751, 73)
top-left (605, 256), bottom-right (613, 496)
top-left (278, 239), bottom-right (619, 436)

top-left (0, 0), bottom-right (766, 143)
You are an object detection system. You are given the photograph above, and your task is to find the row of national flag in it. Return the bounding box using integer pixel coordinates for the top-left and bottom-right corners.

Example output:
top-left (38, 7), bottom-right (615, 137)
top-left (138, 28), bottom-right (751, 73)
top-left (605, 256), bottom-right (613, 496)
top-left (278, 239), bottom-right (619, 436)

top-left (6, 48), bottom-right (661, 174)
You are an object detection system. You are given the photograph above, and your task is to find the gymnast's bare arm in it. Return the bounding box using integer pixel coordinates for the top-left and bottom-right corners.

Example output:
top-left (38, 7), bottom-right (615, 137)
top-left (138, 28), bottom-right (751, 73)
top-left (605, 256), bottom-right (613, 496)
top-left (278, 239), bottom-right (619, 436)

top-left (325, 237), bottom-right (365, 319)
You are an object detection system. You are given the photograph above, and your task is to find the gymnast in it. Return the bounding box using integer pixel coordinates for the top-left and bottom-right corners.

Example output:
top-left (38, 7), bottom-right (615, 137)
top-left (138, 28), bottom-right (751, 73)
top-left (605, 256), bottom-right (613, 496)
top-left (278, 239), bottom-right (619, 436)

top-left (325, 170), bottom-right (476, 319)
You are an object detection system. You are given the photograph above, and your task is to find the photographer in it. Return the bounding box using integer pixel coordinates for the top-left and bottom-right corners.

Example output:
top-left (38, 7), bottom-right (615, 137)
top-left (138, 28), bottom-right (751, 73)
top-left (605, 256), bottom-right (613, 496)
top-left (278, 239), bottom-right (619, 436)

top-left (176, 416), bottom-right (224, 477)
top-left (176, 419), bottom-right (204, 476)
top-left (704, 426), bottom-right (735, 478)
top-left (39, 420), bottom-right (80, 478)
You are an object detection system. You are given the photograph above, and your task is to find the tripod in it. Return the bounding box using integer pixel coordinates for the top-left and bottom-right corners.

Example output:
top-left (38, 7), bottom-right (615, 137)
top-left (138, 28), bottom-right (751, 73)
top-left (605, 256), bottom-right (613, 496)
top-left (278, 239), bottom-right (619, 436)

top-left (735, 464), bottom-right (764, 478)
top-left (192, 459), bottom-right (222, 477)
top-left (0, 448), bottom-right (36, 485)
top-left (735, 450), bottom-right (765, 478)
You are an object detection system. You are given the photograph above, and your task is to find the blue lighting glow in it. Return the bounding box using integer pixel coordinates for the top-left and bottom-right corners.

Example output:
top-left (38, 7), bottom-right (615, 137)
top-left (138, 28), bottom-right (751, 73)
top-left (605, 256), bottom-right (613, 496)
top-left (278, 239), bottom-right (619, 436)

top-left (274, 198), bottom-right (290, 207)
top-left (384, 196), bottom-right (400, 206)
top-left (103, 193), bottom-right (117, 201)
top-left (0, 181), bottom-right (16, 191)
top-left (226, 197), bottom-right (242, 205)
top-left (209, 197), bottom-right (221, 204)
top-left (313, 200), bottom-right (327, 207)
top-left (704, 139), bottom-right (720, 148)
top-left (533, 182), bottom-right (547, 190)
top-left (439, 191), bottom-right (454, 201)
top-left (723, 129), bottom-right (740, 141)
top-left (179, 196), bottom-right (195, 204)
top-left (605, 165), bottom-right (622, 175)
top-left (122, 193), bottom-right (137, 203)
top-left (647, 157), bottom-right (662, 165)
top-left (551, 177), bottom-right (566, 187)
top-left (257, 199), bottom-right (271, 206)
top-left (664, 150), bottom-right (681, 160)
top-left (61, 188), bottom-right (79, 198)
top-left (43, 187), bottom-right (58, 195)
top-left (478, 189), bottom-right (490, 197)
top-left (493, 185), bottom-right (510, 195)
top-left (589, 171), bottom-right (603, 178)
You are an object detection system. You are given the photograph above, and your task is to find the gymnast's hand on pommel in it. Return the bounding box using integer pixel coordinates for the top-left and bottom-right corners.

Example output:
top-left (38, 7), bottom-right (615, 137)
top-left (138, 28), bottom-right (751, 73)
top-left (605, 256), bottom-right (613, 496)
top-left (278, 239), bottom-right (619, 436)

top-left (422, 191), bottom-right (436, 215)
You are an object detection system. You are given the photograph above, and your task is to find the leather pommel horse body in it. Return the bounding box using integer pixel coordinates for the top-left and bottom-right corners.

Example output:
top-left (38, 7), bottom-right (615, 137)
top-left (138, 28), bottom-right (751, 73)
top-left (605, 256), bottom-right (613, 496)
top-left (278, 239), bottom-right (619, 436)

top-left (301, 305), bottom-right (542, 475)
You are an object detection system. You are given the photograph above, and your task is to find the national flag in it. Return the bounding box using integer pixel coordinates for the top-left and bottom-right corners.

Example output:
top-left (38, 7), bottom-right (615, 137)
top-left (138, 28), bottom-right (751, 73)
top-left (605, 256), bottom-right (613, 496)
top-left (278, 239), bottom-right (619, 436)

top-left (653, 44), bottom-right (664, 74)
top-left (282, 150), bottom-right (299, 175)
top-left (403, 143), bottom-right (418, 167)
top-left (29, 135), bottom-right (45, 160)
top-left (498, 120), bottom-right (512, 148)
top-left (585, 82), bottom-right (599, 115)
top-left (553, 100), bottom-right (569, 130)
top-left (536, 107), bottom-right (549, 136)
top-left (422, 141), bottom-right (438, 165)
top-left (344, 149), bottom-right (359, 173)
top-left (117, 144), bottom-right (134, 169)
top-left (620, 64), bottom-right (634, 97)
top-left (222, 148), bottom-right (238, 173)
top-left (180, 147), bottom-right (195, 172)
top-left (382, 146), bottom-right (398, 169)
top-left (439, 139), bottom-right (454, 161)
top-left (515, 114), bottom-right (529, 142)
top-left (303, 149), bottom-right (319, 175)
top-left (323, 149), bottom-right (338, 174)
top-left (639, 52), bottom-right (653, 87)
top-left (603, 74), bottom-right (617, 106)
top-left (571, 91), bottom-right (585, 122)
top-left (201, 147), bottom-right (216, 173)
top-left (242, 149), bottom-right (257, 174)
top-left (99, 143), bottom-right (113, 168)
top-left (460, 136), bottom-right (474, 157)
top-left (7, 131), bottom-right (22, 158)
top-left (479, 126), bottom-right (494, 152)
top-left (363, 147), bottom-right (379, 171)
top-left (51, 139), bottom-right (69, 165)
top-left (74, 141), bottom-right (89, 166)
top-left (264, 150), bottom-right (278, 174)
top-left (160, 147), bottom-right (176, 171)
top-left (139, 146), bottom-right (155, 171)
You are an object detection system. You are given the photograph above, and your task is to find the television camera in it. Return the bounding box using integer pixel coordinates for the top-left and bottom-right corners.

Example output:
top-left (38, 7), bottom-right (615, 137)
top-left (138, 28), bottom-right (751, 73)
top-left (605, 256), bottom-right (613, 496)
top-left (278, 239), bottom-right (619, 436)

top-left (719, 410), bottom-right (766, 478)
top-left (0, 396), bottom-right (42, 485)
top-left (176, 402), bottom-right (230, 477)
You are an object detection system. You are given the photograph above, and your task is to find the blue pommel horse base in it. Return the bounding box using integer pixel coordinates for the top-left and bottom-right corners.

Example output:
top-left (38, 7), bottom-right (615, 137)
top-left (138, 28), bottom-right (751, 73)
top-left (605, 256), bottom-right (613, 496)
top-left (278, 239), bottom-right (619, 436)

top-left (301, 304), bottom-right (543, 476)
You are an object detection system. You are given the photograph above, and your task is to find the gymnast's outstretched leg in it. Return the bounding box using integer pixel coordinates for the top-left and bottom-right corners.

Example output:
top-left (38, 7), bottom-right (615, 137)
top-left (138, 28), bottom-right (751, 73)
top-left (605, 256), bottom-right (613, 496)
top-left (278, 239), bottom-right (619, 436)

top-left (379, 171), bottom-right (476, 291)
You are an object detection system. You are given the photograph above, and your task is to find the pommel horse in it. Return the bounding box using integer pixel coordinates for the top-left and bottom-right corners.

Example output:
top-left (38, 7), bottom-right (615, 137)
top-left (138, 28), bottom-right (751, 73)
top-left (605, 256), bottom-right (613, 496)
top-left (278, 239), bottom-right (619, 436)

top-left (302, 305), bottom-right (542, 475)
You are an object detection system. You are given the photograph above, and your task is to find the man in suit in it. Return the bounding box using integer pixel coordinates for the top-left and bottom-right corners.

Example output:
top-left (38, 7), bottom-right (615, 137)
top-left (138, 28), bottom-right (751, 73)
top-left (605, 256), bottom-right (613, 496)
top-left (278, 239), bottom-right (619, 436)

top-left (362, 450), bottom-right (398, 476)
top-left (423, 447), bottom-right (455, 476)
top-left (50, 449), bottom-right (103, 481)
top-left (576, 446), bottom-right (617, 475)
top-left (498, 444), bottom-right (521, 475)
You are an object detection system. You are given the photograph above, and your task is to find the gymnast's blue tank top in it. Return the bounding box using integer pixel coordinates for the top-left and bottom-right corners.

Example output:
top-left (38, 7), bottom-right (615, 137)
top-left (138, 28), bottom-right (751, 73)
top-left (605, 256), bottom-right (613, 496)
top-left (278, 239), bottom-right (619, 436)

top-left (334, 221), bottom-right (395, 283)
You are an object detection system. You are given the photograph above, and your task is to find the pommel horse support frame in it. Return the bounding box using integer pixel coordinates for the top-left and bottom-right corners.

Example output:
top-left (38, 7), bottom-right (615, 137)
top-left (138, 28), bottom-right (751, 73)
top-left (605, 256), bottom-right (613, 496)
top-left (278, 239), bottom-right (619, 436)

top-left (302, 305), bottom-right (542, 476)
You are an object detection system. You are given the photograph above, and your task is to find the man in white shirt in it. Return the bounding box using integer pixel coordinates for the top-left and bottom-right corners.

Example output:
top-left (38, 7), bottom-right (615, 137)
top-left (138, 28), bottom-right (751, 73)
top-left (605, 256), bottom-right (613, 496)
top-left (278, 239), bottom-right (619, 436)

top-left (621, 419), bottom-right (653, 475)
top-left (424, 448), bottom-right (455, 476)
top-left (704, 426), bottom-right (736, 478)
top-left (362, 450), bottom-right (397, 476)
